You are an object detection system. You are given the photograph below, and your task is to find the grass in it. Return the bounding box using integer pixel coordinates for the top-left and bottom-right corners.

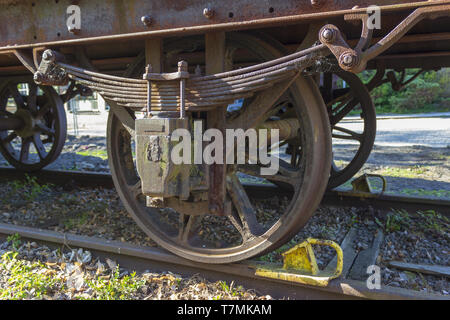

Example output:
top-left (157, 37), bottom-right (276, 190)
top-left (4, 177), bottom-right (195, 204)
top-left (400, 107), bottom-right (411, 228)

top-left (7, 176), bottom-right (52, 202)
top-left (0, 251), bottom-right (63, 299)
top-left (377, 166), bottom-right (430, 179)
top-left (374, 104), bottom-right (450, 115)
top-left (6, 233), bottom-right (21, 250)
top-left (82, 267), bottom-right (145, 300)
top-left (216, 281), bottom-right (245, 298)
top-left (375, 208), bottom-right (449, 235)
top-left (399, 188), bottom-right (450, 199)
top-left (76, 149), bottom-right (108, 160)
top-left (417, 210), bottom-right (449, 234)
top-left (0, 248), bottom-right (145, 300)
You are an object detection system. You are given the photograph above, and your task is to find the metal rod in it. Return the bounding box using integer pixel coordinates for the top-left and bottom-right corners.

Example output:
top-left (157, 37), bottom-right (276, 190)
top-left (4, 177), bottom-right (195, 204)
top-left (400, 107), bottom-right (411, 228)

top-left (0, 117), bottom-right (24, 131)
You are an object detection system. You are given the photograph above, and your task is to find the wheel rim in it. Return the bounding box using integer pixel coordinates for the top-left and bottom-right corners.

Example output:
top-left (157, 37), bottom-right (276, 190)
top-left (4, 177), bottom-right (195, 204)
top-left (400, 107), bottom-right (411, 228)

top-left (0, 79), bottom-right (66, 172)
top-left (323, 71), bottom-right (376, 189)
top-left (106, 34), bottom-right (331, 263)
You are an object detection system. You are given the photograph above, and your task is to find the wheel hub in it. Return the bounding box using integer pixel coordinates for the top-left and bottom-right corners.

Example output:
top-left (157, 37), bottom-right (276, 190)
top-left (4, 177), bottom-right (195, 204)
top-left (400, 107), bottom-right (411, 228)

top-left (13, 108), bottom-right (40, 138)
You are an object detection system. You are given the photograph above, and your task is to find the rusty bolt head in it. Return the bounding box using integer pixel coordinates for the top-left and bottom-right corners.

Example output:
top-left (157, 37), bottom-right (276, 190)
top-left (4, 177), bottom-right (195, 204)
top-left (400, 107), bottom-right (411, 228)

top-left (311, 0), bottom-right (325, 8)
top-left (33, 72), bottom-right (44, 84)
top-left (209, 204), bottom-right (220, 214)
top-left (68, 26), bottom-right (80, 34)
top-left (321, 28), bottom-right (335, 43)
top-left (178, 60), bottom-right (188, 72)
top-left (42, 50), bottom-right (55, 62)
top-left (340, 52), bottom-right (358, 69)
top-left (203, 7), bottom-right (214, 19)
top-left (141, 15), bottom-right (152, 27)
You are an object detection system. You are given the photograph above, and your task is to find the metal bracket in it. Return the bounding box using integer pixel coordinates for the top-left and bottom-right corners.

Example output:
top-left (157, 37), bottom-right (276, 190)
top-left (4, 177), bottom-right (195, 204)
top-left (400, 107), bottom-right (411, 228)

top-left (319, 4), bottom-right (450, 73)
top-left (351, 174), bottom-right (387, 196)
top-left (255, 238), bottom-right (343, 287)
top-left (143, 60), bottom-right (189, 118)
top-left (33, 49), bottom-right (69, 86)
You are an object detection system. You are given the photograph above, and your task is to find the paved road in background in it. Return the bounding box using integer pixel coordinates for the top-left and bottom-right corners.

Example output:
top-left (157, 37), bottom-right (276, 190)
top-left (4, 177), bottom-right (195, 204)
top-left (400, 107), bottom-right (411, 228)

top-left (67, 112), bottom-right (450, 148)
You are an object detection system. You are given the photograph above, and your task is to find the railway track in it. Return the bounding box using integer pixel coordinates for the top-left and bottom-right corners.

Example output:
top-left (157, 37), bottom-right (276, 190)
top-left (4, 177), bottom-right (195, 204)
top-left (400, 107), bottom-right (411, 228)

top-left (0, 167), bottom-right (448, 216)
top-left (0, 222), bottom-right (446, 300)
top-left (0, 166), bottom-right (449, 299)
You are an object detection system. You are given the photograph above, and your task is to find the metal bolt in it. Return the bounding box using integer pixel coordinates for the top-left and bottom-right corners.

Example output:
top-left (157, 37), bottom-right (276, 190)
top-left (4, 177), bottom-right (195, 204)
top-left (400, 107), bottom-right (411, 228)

top-left (203, 7), bottom-right (214, 19)
top-left (311, 0), bottom-right (325, 8)
top-left (340, 53), bottom-right (357, 68)
top-left (141, 15), bottom-right (152, 27)
top-left (42, 50), bottom-right (55, 62)
top-left (33, 71), bottom-right (44, 84)
top-left (209, 204), bottom-right (219, 214)
top-left (321, 28), bottom-right (335, 43)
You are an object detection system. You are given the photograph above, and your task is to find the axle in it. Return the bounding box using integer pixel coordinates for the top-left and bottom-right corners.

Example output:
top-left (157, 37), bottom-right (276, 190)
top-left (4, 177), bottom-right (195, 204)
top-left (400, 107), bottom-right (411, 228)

top-left (0, 117), bottom-right (24, 131)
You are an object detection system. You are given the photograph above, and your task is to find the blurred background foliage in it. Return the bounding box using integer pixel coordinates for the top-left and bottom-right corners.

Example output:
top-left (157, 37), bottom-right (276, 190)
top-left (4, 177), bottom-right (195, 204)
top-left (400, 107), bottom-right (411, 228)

top-left (359, 68), bottom-right (450, 114)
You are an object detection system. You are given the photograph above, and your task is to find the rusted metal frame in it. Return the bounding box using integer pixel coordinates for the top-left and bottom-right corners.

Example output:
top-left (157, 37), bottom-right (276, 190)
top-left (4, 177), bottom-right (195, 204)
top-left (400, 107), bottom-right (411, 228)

top-left (6, 30), bottom-right (450, 76)
top-left (1, 0), bottom-right (448, 52)
top-left (12, 49), bottom-right (37, 74)
top-left (205, 31), bottom-right (228, 216)
top-left (362, 4), bottom-right (450, 63)
top-left (320, 3), bottom-right (450, 73)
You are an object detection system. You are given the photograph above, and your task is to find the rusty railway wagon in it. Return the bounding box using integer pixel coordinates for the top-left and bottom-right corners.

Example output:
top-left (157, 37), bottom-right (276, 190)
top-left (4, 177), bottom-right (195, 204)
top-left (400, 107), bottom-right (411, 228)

top-left (0, 1), bottom-right (449, 263)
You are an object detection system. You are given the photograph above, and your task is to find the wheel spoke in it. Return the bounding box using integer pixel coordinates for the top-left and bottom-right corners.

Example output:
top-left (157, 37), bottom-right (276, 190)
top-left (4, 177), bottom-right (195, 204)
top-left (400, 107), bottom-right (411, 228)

top-left (27, 82), bottom-right (38, 114)
top-left (2, 132), bottom-right (17, 144)
top-left (177, 214), bottom-right (197, 244)
top-left (330, 98), bottom-right (359, 126)
top-left (226, 173), bottom-right (264, 240)
top-left (36, 103), bottom-right (51, 119)
top-left (19, 138), bottom-right (31, 162)
top-left (32, 134), bottom-right (47, 160)
top-left (129, 180), bottom-right (143, 200)
top-left (238, 158), bottom-right (300, 188)
top-left (8, 84), bottom-right (25, 109)
top-left (35, 122), bottom-right (55, 136)
top-left (332, 126), bottom-right (363, 142)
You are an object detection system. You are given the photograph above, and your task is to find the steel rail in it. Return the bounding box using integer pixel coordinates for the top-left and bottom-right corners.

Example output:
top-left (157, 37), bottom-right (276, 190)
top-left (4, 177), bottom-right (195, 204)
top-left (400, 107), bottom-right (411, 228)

top-left (0, 222), bottom-right (446, 300)
top-left (0, 167), bottom-right (448, 216)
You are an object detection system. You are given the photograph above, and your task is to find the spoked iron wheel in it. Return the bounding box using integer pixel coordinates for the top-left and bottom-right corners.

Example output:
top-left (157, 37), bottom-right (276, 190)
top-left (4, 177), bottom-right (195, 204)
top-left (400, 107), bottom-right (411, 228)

top-left (321, 71), bottom-right (376, 189)
top-left (0, 79), bottom-right (66, 172)
top-left (106, 33), bottom-right (331, 263)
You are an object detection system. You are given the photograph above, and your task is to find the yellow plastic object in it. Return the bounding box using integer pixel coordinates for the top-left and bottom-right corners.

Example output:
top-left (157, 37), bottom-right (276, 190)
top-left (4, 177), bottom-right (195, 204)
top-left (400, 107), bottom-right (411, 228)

top-left (255, 238), bottom-right (343, 287)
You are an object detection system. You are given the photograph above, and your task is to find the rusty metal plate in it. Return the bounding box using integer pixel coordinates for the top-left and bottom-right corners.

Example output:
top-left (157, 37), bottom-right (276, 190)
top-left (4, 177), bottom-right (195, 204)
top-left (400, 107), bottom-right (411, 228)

top-left (0, 0), bottom-right (441, 50)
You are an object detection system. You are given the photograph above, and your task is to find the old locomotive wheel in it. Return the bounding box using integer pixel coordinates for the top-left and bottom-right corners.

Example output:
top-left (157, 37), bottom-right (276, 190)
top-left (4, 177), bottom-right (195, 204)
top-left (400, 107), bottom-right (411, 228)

top-left (0, 79), bottom-right (66, 172)
top-left (106, 34), bottom-right (331, 264)
top-left (323, 71), bottom-right (376, 189)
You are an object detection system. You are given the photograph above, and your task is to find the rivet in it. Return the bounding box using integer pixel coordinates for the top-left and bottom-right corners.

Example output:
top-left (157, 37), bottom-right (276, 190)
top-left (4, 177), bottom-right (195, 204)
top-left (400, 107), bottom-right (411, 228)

top-left (311, 0), bottom-right (325, 8)
top-left (203, 7), bottom-right (214, 19)
top-left (141, 15), bottom-right (152, 27)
